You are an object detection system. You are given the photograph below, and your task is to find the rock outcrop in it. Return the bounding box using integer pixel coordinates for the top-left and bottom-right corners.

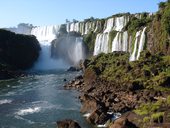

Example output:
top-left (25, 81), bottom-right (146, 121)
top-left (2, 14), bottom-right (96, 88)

top-left (0, 29), bottom-right (40, 80)
top-left (56, 119), bottom-right (81, 128)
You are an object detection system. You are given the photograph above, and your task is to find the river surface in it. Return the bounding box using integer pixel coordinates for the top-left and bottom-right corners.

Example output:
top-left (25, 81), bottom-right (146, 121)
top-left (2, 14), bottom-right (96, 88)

top-left (0, 70), bottom-right (92, 128)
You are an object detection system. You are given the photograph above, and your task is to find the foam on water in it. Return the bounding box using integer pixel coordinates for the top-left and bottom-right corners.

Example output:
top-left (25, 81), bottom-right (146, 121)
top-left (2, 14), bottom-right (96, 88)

top-left (15, 115), bottom-right (35, 124)
top-left (83, 113), bottom-right (91, 118)
top-left (16, 107), bottom-right (41, 116)
top-left (0, 99), bottom-right (12, 105)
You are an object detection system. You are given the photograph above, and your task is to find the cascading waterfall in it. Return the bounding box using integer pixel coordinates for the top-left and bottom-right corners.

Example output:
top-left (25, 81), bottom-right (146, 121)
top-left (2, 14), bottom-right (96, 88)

top-left (136, 27), bottom-right (147, 60)
top-left (51, 35), bottom-right (86, 66)
top-left (114, 16), bottom-right (128, 31)
top-left (94, 16), bottom-right (128, 55)
top-left (31, 25), bottom-right (60, 42)
top-left (67, 21), bottom-right (97, 35)
top-left (129, 27), bottom-right (147, 61)
top-left (103, 18), bottom-right (114, 33)
top-left (70, 37), bottom-right (85, 65)
top-left (93, 33), bottom-right (109, 56)
top-left (129, 31), bottom-right (141, 61)
top-left (93, 15), bottom-right (146, 61)
top-left (31, 25), bottom-right (68, 70)
top-left (112, 31), bottom-right (128, 52)
top-left (93, 18), bottom-right (114, 55)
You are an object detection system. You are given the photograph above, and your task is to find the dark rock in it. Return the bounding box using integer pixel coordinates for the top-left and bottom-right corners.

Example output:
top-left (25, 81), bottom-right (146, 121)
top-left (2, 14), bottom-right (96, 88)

top-left (109, 117), bottom-right (138, 128)
top-left (84, 68), bottom-right (97, 85)
top-left (80, 94), bottom-right (107, 114)
top-left (63, 79), bottom-right (67, 82)
top-left (75, 75), bottom-right (83, 80)
top-left (57, 119), bottom-right (81, 128)
top-left (87, 109), bottom-right (110, 125)
top-left (67, 67), bottom-right (81, 72)
top-left (128, 81), bottom-right (144, 91)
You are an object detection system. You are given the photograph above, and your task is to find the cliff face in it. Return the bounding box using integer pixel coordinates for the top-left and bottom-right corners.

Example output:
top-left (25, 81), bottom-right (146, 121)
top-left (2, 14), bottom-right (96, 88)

top-left (0, 29), bottom-right (41, 69)
top-left (147, 1), bottom-right (170, 55)
top-left (66, 2), bottom-right (170, 58)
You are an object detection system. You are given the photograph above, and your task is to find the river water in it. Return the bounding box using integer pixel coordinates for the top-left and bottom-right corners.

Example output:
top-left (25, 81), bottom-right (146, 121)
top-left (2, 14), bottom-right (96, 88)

top-left (0, 70), bottom-right (92, 128)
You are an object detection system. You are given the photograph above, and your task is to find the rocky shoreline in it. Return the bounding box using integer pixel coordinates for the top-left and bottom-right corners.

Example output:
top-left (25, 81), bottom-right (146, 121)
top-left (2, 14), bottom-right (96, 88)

top-left (61, 51), bottom-right (170, 128)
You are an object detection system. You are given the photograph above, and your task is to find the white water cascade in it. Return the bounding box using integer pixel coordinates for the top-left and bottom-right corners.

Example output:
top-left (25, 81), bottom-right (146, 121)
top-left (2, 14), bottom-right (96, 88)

top-left (129, 27), bottom-right (147, 61)
top-left (31, 25), bottom-right (68, 70)
top-left (94, 16), bottom-right (128, 56)
top-left (31, 25), bottom-right (60, 42)
top-left (103, 18), bottom-right (114, 33)
top-left (136, 27), bottom-right (147, 60)
top-left (69, 37), bottom-right (85, 65)
top-left (112, 31), bottom-right (128, 52)
top-left (94, 33), bottom-right (109, 56)
top-left (114, 16), bottom-right (129, 31)
top-left (129, 31), bottom-right (141, 61)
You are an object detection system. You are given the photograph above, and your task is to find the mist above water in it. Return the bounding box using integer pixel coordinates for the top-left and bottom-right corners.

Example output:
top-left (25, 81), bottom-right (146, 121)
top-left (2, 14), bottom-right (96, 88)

top-left (52, 36), bottom-right (86, 67)
top-left (31, 25), bottom-right (86, 71)
top-left (32, 41), bottom-right (69, 71)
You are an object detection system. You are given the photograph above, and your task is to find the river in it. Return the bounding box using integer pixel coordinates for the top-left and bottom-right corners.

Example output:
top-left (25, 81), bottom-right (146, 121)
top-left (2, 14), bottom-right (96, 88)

top-left (0, 70), bottom-right (92, 128)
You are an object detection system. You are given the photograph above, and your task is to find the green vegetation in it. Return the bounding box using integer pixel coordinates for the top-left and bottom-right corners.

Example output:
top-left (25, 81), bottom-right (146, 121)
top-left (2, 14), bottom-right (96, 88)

top-left (148, 0), bottom-right (170, 55)
top-left (134, 100), bottom-right (163, 116)
top-left (125, 16), bottom-right (151, 34)
top-left (83, 31), bottom-right (97, 55)
top-left (108, 30), bottom-right (117, 52)
top-left (84, 50), bottom-right (170, 90)
top-left (143, 116), bottom-right (150, 123)
top-left (151, 112), bottom-right (164, 123)
top-left (134, 95), bottom-right (170, 126)
top-left (161, 2), bottom-right (170, 34)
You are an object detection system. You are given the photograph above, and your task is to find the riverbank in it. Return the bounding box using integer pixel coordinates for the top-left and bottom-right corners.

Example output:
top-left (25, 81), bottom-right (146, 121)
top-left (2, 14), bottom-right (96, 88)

top-left (64, 51), bottom-right (170, 128)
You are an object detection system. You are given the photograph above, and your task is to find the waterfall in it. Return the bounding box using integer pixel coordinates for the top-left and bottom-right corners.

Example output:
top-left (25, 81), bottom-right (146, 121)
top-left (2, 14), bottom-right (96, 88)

top-left (136, 27), bottom-right (147, 60)
top-left (113, 16), bottom-right (128, 31)
top-left (129, 31), bottom-right (141, 61)
top-left (67, 21), bottom-right (97, 35)
top-left (112, 31), bottom-right (128, 52)
top-left (103, 18), bottom-right (114, 33)
top-left (93, 18), bottom-right (114, 55)
top-left (70, 37), bottom-right (85, 65)
top-left (32, 41), bottom-right (67, 70)
top-left (112, 32), bottom-right (120, 52)
top-left (129, 27), bottom-right (147, 61)
top-left (31, 25), bottom-right (60, 42)
top-left (52, 35), bottom-right (86, 66)
top-left (93, 33), bottom-right (109, 55)
top-left (122, 31), bottom-right (128, 51)
top-left (93, 16), bottom-right (129, 56)
top-left (31, 25), bottom-right (68, 70)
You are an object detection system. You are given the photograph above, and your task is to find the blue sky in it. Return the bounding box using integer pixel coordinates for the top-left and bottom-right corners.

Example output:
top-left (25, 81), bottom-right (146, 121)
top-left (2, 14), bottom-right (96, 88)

top-left (0, 0), bottom-right (166, 27)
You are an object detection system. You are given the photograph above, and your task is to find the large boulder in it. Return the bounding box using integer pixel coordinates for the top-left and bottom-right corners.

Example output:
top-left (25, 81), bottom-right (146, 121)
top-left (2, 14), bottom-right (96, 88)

top-left (56, 119), bottom-right (81, 128)
top-left (109, 117), bottom-right (138, 128)
top-left (87, 109), bottom-right (110, 125)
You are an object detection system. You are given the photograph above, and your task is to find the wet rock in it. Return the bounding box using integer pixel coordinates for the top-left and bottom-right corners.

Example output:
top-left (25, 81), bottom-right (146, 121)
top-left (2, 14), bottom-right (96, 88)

top-left (87, 109), bottom-right (110, 125)
top-left (67, 67), bottom-right (80, 72)
top-left (57, 119), bottom-right (81, 128)
top-left (109, 117), bottom-right (138, 128)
